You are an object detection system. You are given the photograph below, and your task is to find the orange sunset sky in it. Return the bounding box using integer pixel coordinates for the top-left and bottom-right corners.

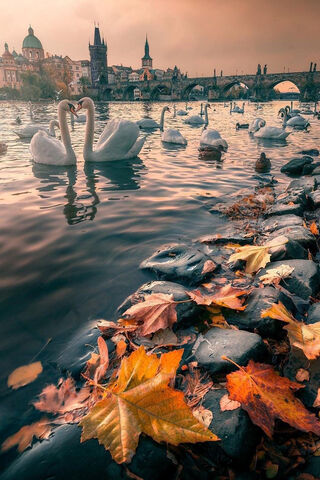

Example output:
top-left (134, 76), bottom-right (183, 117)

top-left (0, 0), bottom-right (319, 77)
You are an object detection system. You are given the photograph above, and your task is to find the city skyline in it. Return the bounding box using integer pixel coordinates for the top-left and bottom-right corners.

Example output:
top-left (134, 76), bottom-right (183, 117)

top-left (1, 0), bottom-right (319, 77)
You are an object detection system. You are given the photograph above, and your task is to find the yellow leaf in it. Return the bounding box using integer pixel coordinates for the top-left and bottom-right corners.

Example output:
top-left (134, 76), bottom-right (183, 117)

top-left (260, 264), bottom-right (294, 285)
top-left (261, 302), bottom-right (296, 324)
top-left (80, 347), bottom-right (218, 464)
top-left (310, 221), bottom-right (319, 235)
top-left (8, 361), bottom-right (43, 390)
top-left (228, 239), bottom-right (288, 274)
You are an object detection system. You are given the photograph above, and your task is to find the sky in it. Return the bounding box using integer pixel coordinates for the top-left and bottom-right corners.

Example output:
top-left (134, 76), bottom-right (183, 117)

top-left (0, 0), bottom-right (319, 77)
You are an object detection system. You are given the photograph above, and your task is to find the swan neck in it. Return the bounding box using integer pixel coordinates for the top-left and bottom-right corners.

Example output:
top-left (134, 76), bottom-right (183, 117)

top-left (84, 100), bottom-right (95, 157)
top-left (58, 104), bottom-right (74, 155)
top-left (204, 105), bottom-right (209, 125)
top-left (160, 107), bottom-right (166, 131)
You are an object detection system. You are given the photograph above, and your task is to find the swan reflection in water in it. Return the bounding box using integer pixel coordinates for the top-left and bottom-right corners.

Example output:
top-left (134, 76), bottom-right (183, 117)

top-left (32, 156), bottom-right (145, 225)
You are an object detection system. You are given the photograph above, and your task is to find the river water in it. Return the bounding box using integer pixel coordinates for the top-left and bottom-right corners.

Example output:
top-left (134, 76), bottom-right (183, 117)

top-left (0, 99), bottom-right (319, 470)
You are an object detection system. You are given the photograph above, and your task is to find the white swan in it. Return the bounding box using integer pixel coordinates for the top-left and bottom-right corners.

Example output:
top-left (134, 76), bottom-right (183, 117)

top-left (14, 120), bottom-right (59, 139)
top-left (76, 97), bottom-right (146, 162)
top-left (249, 118), bottom-right (266, 133)
top-left (200, 112), bottom-right (228, 151)
top-left (230, 102), bottom-right (245, 113)
top-left (176, 105), bottom-right (188, 116)
top-left (30, 100), bottom-right (77, 166)
top-left (184, 103), bottom-right (210, 125)
top-left (185, 102), bottom-right (192, 110)
top-left (71, 113), bottom-right (86, 124)
top-left (253, 116), bottom-right (290, 140)
top-left (160, 106), bottom-right (187, 145)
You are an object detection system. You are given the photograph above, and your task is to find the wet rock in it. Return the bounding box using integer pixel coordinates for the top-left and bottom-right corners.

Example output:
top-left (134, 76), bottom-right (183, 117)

top-left (264, 202), bottom-right (303, 217)
top-left (261, 214), bottom-right (303, 234)
top-left (224, 286), bottom-right (295, 337)
top-left (198, 225), bottom-right (254, 246)
top-left (140, 243), bottom-right (218, 286)
top-left (202, 389), bottom-right (261, 462)
top-left (288, 176), bottom-right (316, 192)
top-left (257, 260), bottom-right (320, 300)
top-left (306, 302), bottom-right (320, 324)
top-left (192, 328), bottom-right (267, 374)
top-left (0, 424), bottom-right (177, 480)
top-left (280, 156), bottom-right (313, 175)
top-left (276, 188), bottom-right (308, 207)
top-left (299, 148), bottom-right (319, 156)
top-left (268, 235), bottom-right (307, 261)
top-left (303, 162), bottom-right (320, 175)
top-left (283, 348), bottom-right (320, 408)
top-left (267, 226), bottom-right (315, 249)
top-left (299, 456), bottom-right (320, 479)
top-left (117, 280), bottom-right (200, 325)
top-left (309, 189), bottom-right (320, 208)
top-left (312, 166), bottom-right (320, 176)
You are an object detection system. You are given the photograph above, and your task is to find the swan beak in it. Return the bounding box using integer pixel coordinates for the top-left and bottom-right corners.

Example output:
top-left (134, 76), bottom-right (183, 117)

top-left (75, 104), bottom-right (83, 113)
top-left (70, 106), bottom-right (78, 118)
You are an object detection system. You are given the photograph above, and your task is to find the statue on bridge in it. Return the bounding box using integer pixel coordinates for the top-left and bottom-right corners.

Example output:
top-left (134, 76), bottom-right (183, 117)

top-left (263, 64), bottom-right (267, 75)
top-left (256, 64), bottom-right (261, 75)
top-left (314, 63), bottom-right (317, 72)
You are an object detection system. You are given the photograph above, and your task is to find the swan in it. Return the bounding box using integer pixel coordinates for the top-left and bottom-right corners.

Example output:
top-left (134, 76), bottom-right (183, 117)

top-left (136, 112), bottom-right (159, 129)
top-left (184, 103), bottom-right (210, 125)
top-left (281, 108), bottom-right (309, 129)
top-left (30, 100), bottom-right (77, 166)
top-left (160, 106), bottom-right (187, 145)
top-left (71, 113), bottom-right (86, 124)
top-left (249, 118), bottom-right (266, 133)
top-left (230, 102), bottom-right (245, 113)
top-left (253, 116), bottom-right (290, 140)
top-left (176, 105), bottom-right (188, 116)
top-left (14, 120), bottom-right (59, 139)
top-left (185, 102), bottom-right (192, 110)
top-left (200, 113), bottom-right (228, 151)
top-left (0, 143), bottom-right (7, 154)
top-left (76, 97), bottom-right (146, 162)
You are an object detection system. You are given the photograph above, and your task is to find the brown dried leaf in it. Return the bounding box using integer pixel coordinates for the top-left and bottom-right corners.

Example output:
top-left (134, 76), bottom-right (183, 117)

top-left (1, 418), bottom-right (51, 453)
top-left (295, 369), bottom-right (310, 382)
top-left (8, 361), bottom-right (43, 390)
top-left (201, 260), bottom-right (217, 274)
top-left (219, 393), bottom-right (241, 411)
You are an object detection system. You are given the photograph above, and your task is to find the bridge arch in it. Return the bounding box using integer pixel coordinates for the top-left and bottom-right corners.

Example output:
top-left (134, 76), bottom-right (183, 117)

top-left (222, 80), bottom-right (250, 99)
top-left (123, 84), bottom-right (142, 101)
top-left (182, 82), bottom-right (208, 100)
top-left (269, 79), bottom-right (301, 99)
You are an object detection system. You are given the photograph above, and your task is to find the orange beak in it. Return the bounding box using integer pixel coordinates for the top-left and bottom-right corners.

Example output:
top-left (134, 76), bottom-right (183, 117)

top-left (70, 105), bottom-right (78, 118)
top-left (75, 104), bottom-right (83, 113)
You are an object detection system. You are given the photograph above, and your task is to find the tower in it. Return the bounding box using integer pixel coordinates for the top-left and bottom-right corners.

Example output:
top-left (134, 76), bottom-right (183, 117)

top-left (141, 35), bottom-right (152, 68)
top-left (22, 26), bottom-right (44, 62)
top-left (89, 26), bottom-right (108, 87)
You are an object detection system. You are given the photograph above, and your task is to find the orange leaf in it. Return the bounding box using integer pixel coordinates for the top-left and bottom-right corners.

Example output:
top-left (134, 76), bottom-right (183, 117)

top-left (94, 337), bottom-right (109, 384)
top-left (188, 285), bottom-right (248, 310)
top-left (1, 418), bottom-right (51, 453)
top-left (80, 346), bottom-right (218, 464)
top-left (120, 293), bottom-right (178, 336)
top-left (225, 360), bottom-right (320, 437)
top-left (261, 301), bottom-right (296, 324)
top-left (8, 361), bottom-right (43, 390)
top-left (116, 339), bottom-right (127, 358)
top-left (201, 260), bottom-right (217, 274)
top-left (310, 221), bottom-right (319, 235)
top-left (219, 393), bottom-right (241, 411)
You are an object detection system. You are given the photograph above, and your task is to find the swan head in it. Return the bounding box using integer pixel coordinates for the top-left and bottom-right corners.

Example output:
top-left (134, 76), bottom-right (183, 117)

top-left (76, 97), bottom-right (93, 113)
top-left (59, 99), bottom-right (78, 117)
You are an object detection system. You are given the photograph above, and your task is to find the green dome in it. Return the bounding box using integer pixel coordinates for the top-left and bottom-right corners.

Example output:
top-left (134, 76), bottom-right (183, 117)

top-left (22, 26), bottom-right (43, 50)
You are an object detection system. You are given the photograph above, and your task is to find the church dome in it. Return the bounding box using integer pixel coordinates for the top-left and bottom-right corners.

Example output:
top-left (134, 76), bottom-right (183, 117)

top-left (22, 26), bottom-right (43, 49)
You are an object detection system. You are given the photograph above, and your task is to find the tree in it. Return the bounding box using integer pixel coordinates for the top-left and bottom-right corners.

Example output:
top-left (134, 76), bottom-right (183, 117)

top-left (79, 76), bottom-right (90, 94)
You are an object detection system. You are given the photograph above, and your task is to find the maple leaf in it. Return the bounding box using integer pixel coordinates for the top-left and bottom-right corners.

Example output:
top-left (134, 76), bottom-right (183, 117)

top-left (80, 346), bottom-right (218, 464)
top-left (260, 264), bottom-right (294, 285)
top-left (8, 361), bottom-right (43, 390)
top-left (1, 418), bottom-right (51, 453)
top-left (188, 285), bottom-right (248, 310)
top-left (98, 320), bottom-right (138, 336)
top-left (120, 293), bottom-right (178, 336)
top-left (225, 360), bottom-right (320, 437)
top-left (262, 302), bottom-right (320, 360)
top-left (310, 221), bottom-right (319, 235)
top-left (228, 239), bottom-right (287, 274)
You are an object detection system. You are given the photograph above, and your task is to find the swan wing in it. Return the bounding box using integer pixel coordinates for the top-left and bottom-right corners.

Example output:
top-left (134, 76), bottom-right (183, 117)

top-left (30, 130), bottom-right (68, 165)
top-left (14, 125), bottom-right (48, 138)
top-left (200, 129), bottom-right (222, 144)
top-left (185, 115), bottom-right (204, 124)
top-left (136, 118), bottom-right (159, 128)
top-left (161, 129), bottom-right (187, 145)
top-left (97, 118), bottom-right (121, 147)
top-left (95, 119), bottom-right (140, 160)
top-left (254, 126), bottom-right (290, 139)
top-left (123, 136), bottom-right (146, 159)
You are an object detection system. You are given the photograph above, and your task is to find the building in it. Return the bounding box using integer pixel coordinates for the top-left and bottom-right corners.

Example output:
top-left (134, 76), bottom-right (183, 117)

top-left (22, 26), bottom-right (44, 62)
top-left (141, 36), bottom-right (152, 68)
top-left (89, 26), bottom-right (108, 87)
top-left (0, 43), bottom-right (21, 89)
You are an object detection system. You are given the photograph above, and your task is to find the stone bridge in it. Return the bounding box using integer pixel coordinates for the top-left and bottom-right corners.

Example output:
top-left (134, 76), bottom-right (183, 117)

top-left (97, 70), bottom-right (320, 101)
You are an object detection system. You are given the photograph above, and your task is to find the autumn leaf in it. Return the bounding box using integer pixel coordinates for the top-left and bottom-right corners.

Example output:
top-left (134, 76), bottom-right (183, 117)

top-left (225, 360), bottom-right (320, 437)
top-left (295, 369), bottom-right (310, 382)
top-left (201, 260), bottom-right (217, 274)
top-left (192, 406), bottom-right (213, 428)
top-left (93, 337), bottom-right (109, 384)
top-left (310, 221), bottom-right (319, 235)
top-left (262, 302), bottom-right (320, 360)
top-left (188, 285), bottom-right (248, 310)
top-left (80, 346), bottom-right (218, 464)
top-left (228, 239), bottom-right (287, 274)
top-left (8, 361), bottom-right (43, 390)
top-left (207, 306), bottom-right (230, 329)
top-left (313, 389), bottom-right (320, 408)
top-left (98, 320), bottom-right (137, 336)
top-left (260, 264), bottom-right (294, 285)
top-left (219, 393), bottom-right (241, 411)
top-left (116, 339), bottom-right (127, 358)
top-left (1, 418), bottom-right (51, 453)
top-left (120, 293), bottom-right (178, 336)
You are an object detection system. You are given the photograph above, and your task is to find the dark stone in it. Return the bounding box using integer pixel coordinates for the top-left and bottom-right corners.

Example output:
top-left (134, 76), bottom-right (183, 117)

top-left (287, 177), bottom-right (316, 192)
top-left (309, 189), bottom-right (320, 208)
top-left (0, 424), bottom-right (177, 480)
top-left (306, 302), bottom-right (320, 324)
top-left (192, 328), bottom-right (267, 374)
top-left (117, 280), bottom-right (200, 325)
top-left (261, 215), bottom-right (303, 234)
top-left (303, 162), bottom-right (320, 175)
top-left (198, 225), bottom-right (254, 246)
top-left (280, 156), bottom-right (313, 175)
top-left (299, 148), bottom-right (319, 156)
top-left (268, 235), bottom-right (307, 261)
top-left (257, 260), bottom-right (320, 300)
top-left (312, 166), bottom-right (320, 176)
top-left (202, 389), bottom-right (261, 462)
top-left (140, 244), bottom-right (218, 286)
top-left (224, 286), bottom-right (295, 337)
top-left (276, 188), bottom-right (308, 207)
top-left (264, 203), bottom-right (303, 217)
top-left (300, 456), bottom-right (320, 479)
top-left (267, 226), bottom-right (316, 249)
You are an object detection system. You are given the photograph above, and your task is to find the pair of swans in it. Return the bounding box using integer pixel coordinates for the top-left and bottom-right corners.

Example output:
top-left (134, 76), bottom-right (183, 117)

top-left (30, 98), bottom-right (146, 165)
top-left (249, 117), bottom-right (290, 139)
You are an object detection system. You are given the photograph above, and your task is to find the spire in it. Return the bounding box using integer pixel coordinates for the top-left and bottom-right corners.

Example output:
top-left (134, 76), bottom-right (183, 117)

top-left (145, 34), bottom-right (149, 57)
top-left (28, 25), bottom-right (34, 36)
top-left (94, 26), bottom-right (101, 46)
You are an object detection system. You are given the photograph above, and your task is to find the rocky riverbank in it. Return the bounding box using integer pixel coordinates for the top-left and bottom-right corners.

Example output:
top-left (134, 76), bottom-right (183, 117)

top-left (2, 152), bottom-right (320, 480)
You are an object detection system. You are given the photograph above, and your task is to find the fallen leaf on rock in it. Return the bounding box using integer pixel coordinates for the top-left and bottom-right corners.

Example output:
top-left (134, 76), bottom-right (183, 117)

top-left (8, 361), bottom-right (43, 390)
top-left (116, 339), bottom-right (127, 358)
top-left (225, 359), bottom-right (320, 437)
top-left (120, 293), bottom-right (178, 336)
top-left (1, 418), bottom-right (51, 453)
top-left (260, 264), bottom-right (294, 286)
top-left (207, 306), bottom-right (230, 329)
top-left (188, 285), bottom-right (248, 310)
top-left (80, 346), bottom-right (218, 464)
top-left (192, 405), bottom-right (213, 428)
top-left (265, 461), bottom-right (279, 479)
top-left (228, 239), bottom-right (287, 274)
top-left (219, 393), bottom-right (241, 411)
top-left (295, 369), bottom-right (310, 382)
top-left (201, 260), bottom-right (217, 275)
top-left (93, 337), bottom-right (109, 384)
top-left (313, 388), bottom-right (320, 408)
top-left (183, 368), bottom-right (214, 408)
top-left (262, 302), bottom-right (320, 360)
top-left (310, 221), bottom-right (319, 235)
top-left (98, 320), bottom-right (137, 336)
